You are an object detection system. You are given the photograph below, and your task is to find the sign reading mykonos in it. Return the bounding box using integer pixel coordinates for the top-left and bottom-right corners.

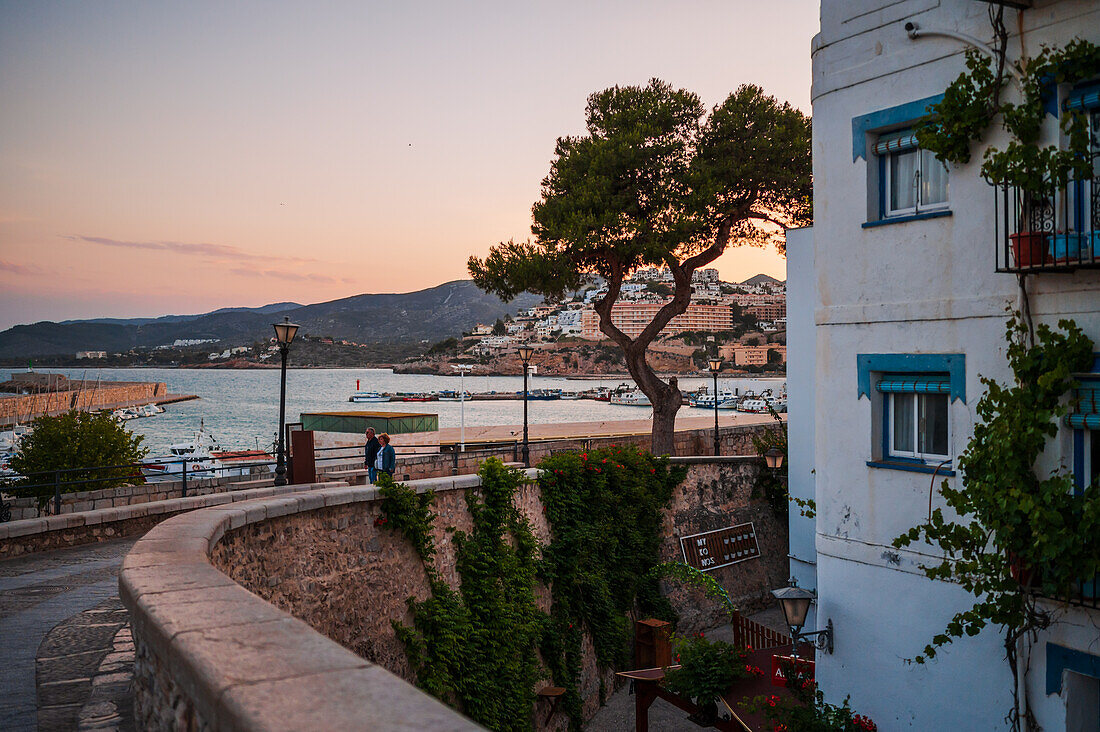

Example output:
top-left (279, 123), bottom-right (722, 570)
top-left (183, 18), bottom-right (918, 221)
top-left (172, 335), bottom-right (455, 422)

top-left (679, 523), bottom-right (760, 572)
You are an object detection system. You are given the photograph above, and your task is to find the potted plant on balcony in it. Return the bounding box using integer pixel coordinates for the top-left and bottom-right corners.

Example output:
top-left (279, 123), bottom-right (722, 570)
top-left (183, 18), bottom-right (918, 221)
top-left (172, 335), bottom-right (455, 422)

top-left (915, 40), bottom-right (1100, 269)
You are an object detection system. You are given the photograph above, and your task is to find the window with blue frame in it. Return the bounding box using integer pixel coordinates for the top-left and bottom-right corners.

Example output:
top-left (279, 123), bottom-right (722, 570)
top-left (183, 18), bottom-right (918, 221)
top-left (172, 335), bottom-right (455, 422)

top-left (878, 375), bottom-right (951, 463)
top-left (1062, 86), bottom-right (1099, 249)
top-left (876, 132), bottom-right (949, 218)
top-left (1070, 373), bottom-right (1100, 495)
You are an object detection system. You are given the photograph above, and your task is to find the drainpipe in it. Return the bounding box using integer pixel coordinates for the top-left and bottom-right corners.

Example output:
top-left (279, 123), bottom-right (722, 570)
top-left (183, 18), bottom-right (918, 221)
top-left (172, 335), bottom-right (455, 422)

top-left (904, 22), bottom-right (1022, 82)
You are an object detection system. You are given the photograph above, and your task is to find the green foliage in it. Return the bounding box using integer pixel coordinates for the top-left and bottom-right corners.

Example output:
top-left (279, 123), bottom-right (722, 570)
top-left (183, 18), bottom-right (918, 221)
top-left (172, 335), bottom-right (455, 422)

top-left (469, 79), bottom-right (811, 300)
top-left (916, 40), bottom-right (1100, 196)
top-left (650, 561), bottom-right (737, 619)
top-left (645, 282), bottom-right (674, 297)
top-left (383, 449), bottom-right (685, 730)
top-left (8, 410), bottom-right (146, 502)
top-left (377, 475), bottom-right (436, 562)
top-left (537, 445), bottom-right (686, 726)
top-left (893, 313), bottom-right (1098, 667)
top-left (427, 337), bottom-right (461, 356)
top-left (390, 460), bottom-right (543, 731)
top-left (492, 318), bottom-right (507, 336)
top-left (662, 634), bottom-right (756, 708)
top-left (469, 79), bottom-right (810, 451)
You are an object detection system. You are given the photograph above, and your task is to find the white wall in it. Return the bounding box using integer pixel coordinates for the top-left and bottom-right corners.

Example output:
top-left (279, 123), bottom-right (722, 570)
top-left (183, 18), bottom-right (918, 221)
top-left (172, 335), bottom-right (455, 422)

top-left (812, 1), bottom-right (1100, 729)
top-left (785, 226), bottom-right (817, 614)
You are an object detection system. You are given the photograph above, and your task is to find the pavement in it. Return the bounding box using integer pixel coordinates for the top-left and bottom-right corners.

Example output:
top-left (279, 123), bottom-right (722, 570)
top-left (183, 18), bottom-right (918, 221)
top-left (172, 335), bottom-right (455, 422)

top-left (0, 539), bottom-right (136, 732)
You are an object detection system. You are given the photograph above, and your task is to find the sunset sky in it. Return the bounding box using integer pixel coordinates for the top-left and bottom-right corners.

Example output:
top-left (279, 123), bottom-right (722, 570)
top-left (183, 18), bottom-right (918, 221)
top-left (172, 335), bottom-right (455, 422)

top-left (0, 1), bottom-right (818, 330)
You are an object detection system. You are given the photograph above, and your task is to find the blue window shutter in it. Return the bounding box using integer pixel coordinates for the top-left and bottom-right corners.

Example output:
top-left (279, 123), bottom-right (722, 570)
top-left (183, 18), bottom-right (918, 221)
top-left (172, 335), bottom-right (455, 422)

top-left (1067, 414), bottom-right (1100, 430)
top-left (1064, 88), bottom-right (1100, 112)
top-left (873, 133), bottom-right (919, 155)
top-left (857, 354), bottom-right (966, 403)
top-left (876, 375), bottom-right (951, 394)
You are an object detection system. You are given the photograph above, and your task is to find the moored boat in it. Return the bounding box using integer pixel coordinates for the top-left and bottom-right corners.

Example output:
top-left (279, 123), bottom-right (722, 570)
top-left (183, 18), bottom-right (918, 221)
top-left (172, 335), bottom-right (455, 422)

top-left (349, 391), bottom-right (390, 403)
top-left (610, 389), bottom-right (651, 406)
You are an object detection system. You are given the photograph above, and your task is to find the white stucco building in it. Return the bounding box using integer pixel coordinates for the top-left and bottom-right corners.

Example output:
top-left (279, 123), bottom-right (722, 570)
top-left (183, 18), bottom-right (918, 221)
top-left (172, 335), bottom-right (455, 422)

top-left (791, 1), bottom-right (1100, 729)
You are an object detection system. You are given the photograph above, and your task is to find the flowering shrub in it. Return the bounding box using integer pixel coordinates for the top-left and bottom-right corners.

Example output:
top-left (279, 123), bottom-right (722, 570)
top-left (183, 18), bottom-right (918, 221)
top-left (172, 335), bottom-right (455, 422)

top-left (744, 662), bottom-right (877, 732)
top-left (662, 634), bottom-right (756, 709)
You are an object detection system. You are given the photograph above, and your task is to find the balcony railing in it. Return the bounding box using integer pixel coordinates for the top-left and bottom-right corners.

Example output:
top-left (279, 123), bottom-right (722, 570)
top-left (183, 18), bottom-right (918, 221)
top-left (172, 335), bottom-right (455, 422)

top-left (994, 178), bottom-right (1100, 273)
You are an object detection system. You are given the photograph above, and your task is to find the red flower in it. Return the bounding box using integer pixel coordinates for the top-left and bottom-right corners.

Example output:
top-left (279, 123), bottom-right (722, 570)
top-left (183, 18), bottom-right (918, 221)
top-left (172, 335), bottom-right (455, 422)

top-left (650, 468), bottom-right (656, 473)
top-left (602, 458), bottom-right (608, 463)
top-left (766, 695), bottom-right (779, 708)
top-left (594, 468), bottom-right (601, 473)
top-left (746, 645), bottom-right (753, 652)
top-left (773, 725), bottom-right (788, 732)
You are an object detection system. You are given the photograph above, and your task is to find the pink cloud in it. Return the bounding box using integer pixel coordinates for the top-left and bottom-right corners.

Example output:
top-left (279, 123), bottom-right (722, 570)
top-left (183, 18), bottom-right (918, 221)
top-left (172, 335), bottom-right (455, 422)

top-left (65, 235), bottom-right (317, 264)
top-left (0, 260), bottom-right (47, 276)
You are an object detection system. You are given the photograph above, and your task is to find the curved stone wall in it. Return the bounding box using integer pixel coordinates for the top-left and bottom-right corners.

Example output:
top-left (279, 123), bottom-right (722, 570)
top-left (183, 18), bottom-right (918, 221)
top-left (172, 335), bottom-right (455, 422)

top-left (121, 458), bottom-right (787, 730)
top-left (119, 480), bottom-right (478, 731)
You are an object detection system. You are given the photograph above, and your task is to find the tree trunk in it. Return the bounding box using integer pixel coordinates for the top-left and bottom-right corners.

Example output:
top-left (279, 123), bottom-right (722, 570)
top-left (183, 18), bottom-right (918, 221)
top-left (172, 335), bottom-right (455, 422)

top-left (623, 346), bottom-right (681, 455)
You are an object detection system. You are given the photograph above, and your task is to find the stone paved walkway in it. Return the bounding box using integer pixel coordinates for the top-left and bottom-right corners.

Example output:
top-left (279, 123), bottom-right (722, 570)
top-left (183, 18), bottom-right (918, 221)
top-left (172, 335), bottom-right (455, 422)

top-left (0, 539), bottom-right (136, 732)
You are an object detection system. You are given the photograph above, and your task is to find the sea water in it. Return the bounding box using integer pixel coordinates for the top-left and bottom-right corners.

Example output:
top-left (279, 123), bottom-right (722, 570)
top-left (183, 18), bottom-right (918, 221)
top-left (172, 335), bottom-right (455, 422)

top-left (0, 368), bottom-right (784, 453)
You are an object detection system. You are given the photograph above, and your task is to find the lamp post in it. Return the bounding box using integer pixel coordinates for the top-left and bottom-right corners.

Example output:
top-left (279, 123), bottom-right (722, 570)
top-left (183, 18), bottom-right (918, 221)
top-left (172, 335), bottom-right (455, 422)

top-left (517, 344), bottom-right (534, 467)
top-left (452, 364), bottom-right (473, 452)
top-left (708, 357), bottom-right (723, 456)
top-left (771, 577), bottom-right (833, 660)
top-left (272, 316), bottom-right (299, 486)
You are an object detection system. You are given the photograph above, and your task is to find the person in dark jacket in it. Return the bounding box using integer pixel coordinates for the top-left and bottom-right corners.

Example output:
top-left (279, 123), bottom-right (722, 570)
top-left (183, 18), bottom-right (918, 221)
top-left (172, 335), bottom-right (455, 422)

top-left (364, 427), bottom-right (381, 483)
top-left (376, 432), bottom-right (396, 479)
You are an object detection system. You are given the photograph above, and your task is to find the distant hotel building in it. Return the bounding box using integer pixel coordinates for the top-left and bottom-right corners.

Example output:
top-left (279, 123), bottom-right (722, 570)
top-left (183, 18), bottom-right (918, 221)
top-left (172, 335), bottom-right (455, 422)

top-left (581, 301), bottom-right (733, 339)
top-left (719, 344), bottom-right (786, 367)
top-left (745, 301), bottom-right (786, 322)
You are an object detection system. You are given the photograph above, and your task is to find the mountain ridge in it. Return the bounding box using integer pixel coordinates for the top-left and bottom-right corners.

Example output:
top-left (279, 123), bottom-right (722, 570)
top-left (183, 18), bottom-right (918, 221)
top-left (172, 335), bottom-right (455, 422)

top-left (0, 281), bottom-right (539, 358)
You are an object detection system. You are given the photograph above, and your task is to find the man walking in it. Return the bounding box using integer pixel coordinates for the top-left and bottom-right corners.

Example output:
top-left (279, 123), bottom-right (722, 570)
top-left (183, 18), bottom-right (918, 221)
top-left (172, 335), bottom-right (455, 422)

top-left (364, 427), bottom-right (381, 483)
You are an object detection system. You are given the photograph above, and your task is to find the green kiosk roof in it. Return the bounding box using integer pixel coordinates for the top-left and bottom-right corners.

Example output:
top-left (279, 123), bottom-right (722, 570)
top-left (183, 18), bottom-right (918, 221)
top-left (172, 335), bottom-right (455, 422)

top-left (300, 411), bottom-right (438, 435)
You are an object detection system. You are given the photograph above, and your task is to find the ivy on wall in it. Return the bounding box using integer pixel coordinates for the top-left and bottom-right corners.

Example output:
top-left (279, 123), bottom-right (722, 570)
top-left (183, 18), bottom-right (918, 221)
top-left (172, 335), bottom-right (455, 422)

top-left (537, 446), bottom-right (686, 725)
top-left (383, 461), bottom-right (543, 731)
top-left (893, 314), bottom-right (1099, 732)
top-left (378, 448), bottom-right (686, 731)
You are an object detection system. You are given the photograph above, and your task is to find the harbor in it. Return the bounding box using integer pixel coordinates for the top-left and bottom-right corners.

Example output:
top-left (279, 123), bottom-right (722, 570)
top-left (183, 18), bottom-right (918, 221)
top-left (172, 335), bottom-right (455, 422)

top-left (0, 371), bottom-right (198, 427)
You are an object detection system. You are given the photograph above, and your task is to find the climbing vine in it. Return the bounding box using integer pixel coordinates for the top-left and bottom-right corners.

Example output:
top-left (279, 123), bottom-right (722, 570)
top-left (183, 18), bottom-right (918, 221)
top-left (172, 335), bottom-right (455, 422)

top-left (537, 445), bottom-right (686, 727)
top-left (915, 39), bottom-right (1100, 193)
top-left (379, 448), bottom-right (686, 731)
top-left (893, 314), bottom-right (1099, 731)
top-left (382, 460), bottom-right (543, 731)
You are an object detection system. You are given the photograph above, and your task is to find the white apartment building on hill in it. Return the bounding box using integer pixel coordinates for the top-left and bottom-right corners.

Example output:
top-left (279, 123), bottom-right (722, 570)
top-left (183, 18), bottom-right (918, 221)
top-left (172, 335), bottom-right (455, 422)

top-left (789, 2), bottom-right (1100, 730)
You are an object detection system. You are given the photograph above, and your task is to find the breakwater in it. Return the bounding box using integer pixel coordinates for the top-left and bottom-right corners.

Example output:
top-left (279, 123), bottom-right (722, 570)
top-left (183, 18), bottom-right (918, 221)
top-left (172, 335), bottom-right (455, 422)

top-left (0, 379), bottom-right (197, 426)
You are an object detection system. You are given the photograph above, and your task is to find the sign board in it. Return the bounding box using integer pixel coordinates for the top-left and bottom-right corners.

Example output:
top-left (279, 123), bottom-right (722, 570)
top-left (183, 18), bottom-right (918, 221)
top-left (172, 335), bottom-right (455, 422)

top-left (679, 522), bottom-right (760, 572)
top-left (771, 655), bottom-right (815, 687)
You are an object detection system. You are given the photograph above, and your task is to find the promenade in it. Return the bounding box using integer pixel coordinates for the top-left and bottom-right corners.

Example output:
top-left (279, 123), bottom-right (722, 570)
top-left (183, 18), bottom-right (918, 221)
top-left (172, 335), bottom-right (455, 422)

top-left (391, 411), bottom-right (778, 447)
top-left (0, 539), bottom-right (136, 731)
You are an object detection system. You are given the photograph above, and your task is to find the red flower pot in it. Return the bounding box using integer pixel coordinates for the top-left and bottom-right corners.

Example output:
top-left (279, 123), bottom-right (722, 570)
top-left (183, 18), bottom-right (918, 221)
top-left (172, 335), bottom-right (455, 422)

top-left (1009, 232), bottom-right (1049, 268)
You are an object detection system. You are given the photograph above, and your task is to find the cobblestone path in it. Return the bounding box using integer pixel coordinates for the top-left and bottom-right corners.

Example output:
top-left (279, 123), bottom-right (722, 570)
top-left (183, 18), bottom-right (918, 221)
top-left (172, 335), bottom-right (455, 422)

top-left (0, 539), bottom-right (136, 732)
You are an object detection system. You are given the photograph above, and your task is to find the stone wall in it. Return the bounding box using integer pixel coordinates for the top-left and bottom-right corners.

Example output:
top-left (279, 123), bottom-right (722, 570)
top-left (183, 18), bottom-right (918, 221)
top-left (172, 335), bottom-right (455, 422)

top-left (0, 481), bottom-right (342, 559)
top-left (203, 458), bottom-right (786, 727)
top-left (0, 381), bottom-right (167, 421)
top-left (2, 471), bottom-right (273, 521)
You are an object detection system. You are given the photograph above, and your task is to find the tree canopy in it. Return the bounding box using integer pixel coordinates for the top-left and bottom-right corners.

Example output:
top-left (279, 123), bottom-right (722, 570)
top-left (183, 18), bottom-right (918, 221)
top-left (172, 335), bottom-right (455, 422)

top-left (8, 410), bottom-right (147, 502)
top-left (469, 79), bottom-right (811, 451)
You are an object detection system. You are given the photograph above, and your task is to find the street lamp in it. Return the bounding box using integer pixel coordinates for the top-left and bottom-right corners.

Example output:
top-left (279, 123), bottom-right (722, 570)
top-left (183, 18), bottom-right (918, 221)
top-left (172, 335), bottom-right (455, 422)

top-left (517, 344), bottom-right (534, 467)
top-left (452, 364), bottom-right (473, 452)
top-left (272, 316), bottom-right (299, 486)
top-left (765, 447), bottom-right (785, 470)
top-left (708, 357), bottom-right (723, 456)
top-left (771, 577), bottom-right (833, 659)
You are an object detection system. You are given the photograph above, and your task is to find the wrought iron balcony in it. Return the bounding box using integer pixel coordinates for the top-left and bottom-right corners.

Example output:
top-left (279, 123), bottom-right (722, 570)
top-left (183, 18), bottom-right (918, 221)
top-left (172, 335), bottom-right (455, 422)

top-left (994, 180), bottom-right (1100, 273)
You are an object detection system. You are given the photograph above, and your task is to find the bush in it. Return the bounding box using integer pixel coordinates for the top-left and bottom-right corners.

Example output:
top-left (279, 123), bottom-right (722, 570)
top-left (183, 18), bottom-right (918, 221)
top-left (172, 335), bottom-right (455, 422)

top-left (8, 410), bottom-right (146, 502)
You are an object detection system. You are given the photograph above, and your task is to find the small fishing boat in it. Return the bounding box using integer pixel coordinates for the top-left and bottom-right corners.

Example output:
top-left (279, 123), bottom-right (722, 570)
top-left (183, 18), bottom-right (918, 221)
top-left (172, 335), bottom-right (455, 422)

top-left (435, 390), bottom-right (472, 401)
top-left (349, 391), bottom-right (390, 403)
top-left (393, 392), bottom-right (435, 402)
top-left (610, 389), bottom-right (651, 406)
top-left (560, 391), bottom-right (582, 400)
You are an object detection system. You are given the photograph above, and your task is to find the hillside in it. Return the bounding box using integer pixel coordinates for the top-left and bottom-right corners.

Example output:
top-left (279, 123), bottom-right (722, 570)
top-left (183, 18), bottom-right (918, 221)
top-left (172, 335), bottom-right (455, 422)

top-left (0, 281), bottom-right (540, 358)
